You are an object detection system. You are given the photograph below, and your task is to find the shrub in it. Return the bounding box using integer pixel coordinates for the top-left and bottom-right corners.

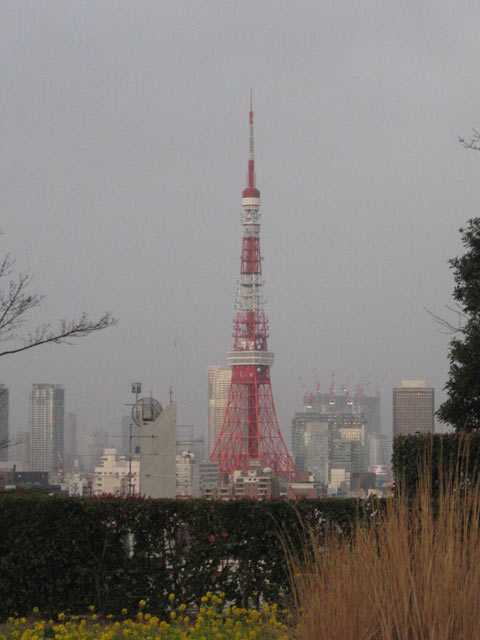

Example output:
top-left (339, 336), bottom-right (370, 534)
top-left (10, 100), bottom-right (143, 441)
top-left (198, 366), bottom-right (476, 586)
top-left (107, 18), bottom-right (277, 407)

top-left (0, 495), bottom-right (370, 620)
top-left (392, 431), bottom-right (480, 496)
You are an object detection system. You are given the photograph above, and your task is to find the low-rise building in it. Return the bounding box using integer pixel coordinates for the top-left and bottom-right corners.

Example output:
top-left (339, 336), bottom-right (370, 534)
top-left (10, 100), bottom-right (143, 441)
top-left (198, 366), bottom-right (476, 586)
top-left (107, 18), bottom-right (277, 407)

top-left (93, 448), bottom-right (139, 496)
top-left (176, 450), bottom-right (199, 497)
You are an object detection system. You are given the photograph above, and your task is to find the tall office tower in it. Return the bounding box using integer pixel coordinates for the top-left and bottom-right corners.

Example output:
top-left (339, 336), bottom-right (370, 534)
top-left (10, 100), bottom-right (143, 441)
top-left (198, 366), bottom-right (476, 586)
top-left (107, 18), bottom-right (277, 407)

top-left (64, 412), bottom-right (78, 472)
top-left (393, 380), bottom-right (434, 436)
top-left (207, 367), bottom-right (231, 458)
top-left (10, 431), bottom-right (30, 470)
top-left (0, 385), bottom-right (9, 462)
top-left (210, 99), bottom-right (296, 479)
top-left (87, 431), bottom-right (110, 471)
top-left (304, 421), bottom-right (329, 484)
top-left (305, 388), bottom-right (381, 436)
top-left (29, 384), bottom-right (65, 472)
top-left (292, 406), bottom-right (367, 473)
top-left (369, 434), bottom-right (393, 470)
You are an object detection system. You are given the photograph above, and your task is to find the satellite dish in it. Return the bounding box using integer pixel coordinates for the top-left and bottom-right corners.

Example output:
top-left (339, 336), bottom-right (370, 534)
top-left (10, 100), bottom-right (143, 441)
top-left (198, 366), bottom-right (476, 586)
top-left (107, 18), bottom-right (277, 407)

top-left (132, 397), bottom-right (163, 427)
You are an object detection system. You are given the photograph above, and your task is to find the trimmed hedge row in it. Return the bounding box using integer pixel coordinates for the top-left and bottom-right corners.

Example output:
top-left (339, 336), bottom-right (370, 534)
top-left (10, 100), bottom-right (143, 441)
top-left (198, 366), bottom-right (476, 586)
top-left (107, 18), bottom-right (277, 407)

top-left (392, 432), bottom-right (480, 496)
top-left (0, 495), bottom-right (376, 620)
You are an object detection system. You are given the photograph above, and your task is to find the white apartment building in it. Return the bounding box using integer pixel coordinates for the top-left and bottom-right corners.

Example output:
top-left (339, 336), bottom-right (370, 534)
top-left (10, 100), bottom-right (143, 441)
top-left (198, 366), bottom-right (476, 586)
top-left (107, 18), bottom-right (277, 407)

top-left (93, 448), bottom-right (139, 496)
top-left (207, 366), bottom-right (231, 458)
top-left (176, 450), bottom-right (199, 497)
top-left (30, 384), bottom-right (64, 472)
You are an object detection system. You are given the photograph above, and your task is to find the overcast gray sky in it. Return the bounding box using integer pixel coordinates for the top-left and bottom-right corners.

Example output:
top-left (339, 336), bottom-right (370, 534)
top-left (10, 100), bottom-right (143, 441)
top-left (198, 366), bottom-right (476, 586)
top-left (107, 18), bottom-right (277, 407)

top-left (2, 1), bottom-right (480, 448)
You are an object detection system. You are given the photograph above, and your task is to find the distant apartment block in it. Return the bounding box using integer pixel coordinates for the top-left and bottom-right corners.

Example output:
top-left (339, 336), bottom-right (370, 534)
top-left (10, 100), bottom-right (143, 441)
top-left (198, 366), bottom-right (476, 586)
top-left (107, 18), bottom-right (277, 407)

top-left (176, 450), bottom-right (199, 497)
top-left (64, 412), bottom-right (77, 472)
top-left (93, 448), bottom-right (139, 495)
top-left (30, 384), bottom-right (65, 472)
top-left (207, 366), bottom-right (231, 458)
top-left (393, 380), bottom-right (434, 436)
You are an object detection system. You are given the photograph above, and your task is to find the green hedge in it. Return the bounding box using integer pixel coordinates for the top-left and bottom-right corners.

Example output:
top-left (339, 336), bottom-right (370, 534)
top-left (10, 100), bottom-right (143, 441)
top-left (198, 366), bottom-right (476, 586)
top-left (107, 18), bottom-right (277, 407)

top-left (392, 432), bottom-right (480, 496)
top-left (0, 495), bottom-right (378, 620)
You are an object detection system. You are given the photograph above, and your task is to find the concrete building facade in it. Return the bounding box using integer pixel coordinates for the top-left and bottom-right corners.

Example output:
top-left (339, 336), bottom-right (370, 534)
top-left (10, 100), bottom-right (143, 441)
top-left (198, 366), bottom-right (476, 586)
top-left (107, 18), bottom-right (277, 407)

top-left (93, 448), bottom-right (139, 495)
top-left (139, 401), bottom-right (177, 498)
top-left (30, 384), bottom-right (64, 472)
top-left (393, 380), bottom-right (434, 436)
top-left (64, 412), bottom-right (77, 472)
top-left (176, 450), bottom-right (199, 497)
top-left (207, 366), bottom-right (231, 458)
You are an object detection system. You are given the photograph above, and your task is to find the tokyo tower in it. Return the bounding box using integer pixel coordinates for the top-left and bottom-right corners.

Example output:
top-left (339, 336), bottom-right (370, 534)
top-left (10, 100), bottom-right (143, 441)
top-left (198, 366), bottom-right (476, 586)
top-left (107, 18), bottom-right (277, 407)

top-left (210, 96), bottom-right (297, 480)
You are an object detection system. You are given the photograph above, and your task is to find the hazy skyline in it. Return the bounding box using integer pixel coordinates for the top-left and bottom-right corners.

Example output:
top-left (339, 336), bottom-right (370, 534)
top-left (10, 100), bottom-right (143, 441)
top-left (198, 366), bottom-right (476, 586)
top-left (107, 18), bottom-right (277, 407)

top-left (2, 1), bottom-right (479, 447)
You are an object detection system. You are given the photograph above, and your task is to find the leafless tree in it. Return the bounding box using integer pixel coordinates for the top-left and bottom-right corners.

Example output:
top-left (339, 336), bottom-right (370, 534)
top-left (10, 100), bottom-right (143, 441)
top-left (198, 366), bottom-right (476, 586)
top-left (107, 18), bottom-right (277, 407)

top-left (459, 128), bottom-right (480, 151)
top-left (0, 247), bottom-right (116, 358)
top-left (0, 239), bottom-right (117, 455)
top-left (425, 303), bottom-right (467, 335)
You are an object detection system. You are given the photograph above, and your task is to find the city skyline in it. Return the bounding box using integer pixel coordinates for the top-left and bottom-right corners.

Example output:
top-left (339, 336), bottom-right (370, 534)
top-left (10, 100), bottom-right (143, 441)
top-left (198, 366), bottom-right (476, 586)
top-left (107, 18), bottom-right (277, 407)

top-left (2, 2), bottom-right (477, 446)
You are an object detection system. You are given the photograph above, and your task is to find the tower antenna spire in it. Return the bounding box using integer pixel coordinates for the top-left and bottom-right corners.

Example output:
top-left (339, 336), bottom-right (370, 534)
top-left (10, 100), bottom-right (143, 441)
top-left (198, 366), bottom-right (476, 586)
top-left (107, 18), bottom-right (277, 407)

top-left (244, 91), bottom-right (259, 197)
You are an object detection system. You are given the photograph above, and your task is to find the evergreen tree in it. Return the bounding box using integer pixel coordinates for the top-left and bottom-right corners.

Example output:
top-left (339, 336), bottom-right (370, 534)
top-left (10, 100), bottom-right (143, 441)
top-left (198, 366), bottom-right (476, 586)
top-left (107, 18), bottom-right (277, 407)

top-left (438, 218), bottom-right (480, 430)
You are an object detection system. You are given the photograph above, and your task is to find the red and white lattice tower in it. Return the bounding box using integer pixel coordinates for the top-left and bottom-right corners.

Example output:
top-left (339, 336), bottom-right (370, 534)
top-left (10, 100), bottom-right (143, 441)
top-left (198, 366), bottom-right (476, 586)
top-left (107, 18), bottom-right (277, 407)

top-left (210, 97), bottom-right (297, 480)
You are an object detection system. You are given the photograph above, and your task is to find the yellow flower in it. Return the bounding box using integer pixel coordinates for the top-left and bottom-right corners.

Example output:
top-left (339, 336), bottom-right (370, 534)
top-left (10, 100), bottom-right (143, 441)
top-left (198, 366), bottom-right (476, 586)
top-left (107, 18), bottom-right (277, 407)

top-left (32, 607), bottom-right (39, 615)
top-left (179, 603), bottom-right (187, 612)
top-left (170, 611), bottom-right (176, 620)
top-left (183, 616), bottom-right (190, 625)
top-left (168, 593), bottom-right (175, 602)
top-left (138, 599), bottom-right (147, 608)
top-left (121, 608), bottom-right (128, 615)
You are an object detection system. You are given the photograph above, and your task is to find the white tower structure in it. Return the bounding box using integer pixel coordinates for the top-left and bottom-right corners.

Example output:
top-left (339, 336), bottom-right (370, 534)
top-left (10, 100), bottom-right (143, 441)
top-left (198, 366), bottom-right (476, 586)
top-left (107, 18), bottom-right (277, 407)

top-left (139, 401), bottom-right (177, 498)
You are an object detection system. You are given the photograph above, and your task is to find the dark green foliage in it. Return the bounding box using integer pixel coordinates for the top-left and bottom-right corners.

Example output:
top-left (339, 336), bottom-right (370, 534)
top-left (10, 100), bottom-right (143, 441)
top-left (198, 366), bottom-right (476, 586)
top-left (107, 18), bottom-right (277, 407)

top-left (438, 218), bottom-right (480, 431)
top-left (392, 432), bottom-right (480, 496)
top-left (0, 495), bottom-right (373, 620)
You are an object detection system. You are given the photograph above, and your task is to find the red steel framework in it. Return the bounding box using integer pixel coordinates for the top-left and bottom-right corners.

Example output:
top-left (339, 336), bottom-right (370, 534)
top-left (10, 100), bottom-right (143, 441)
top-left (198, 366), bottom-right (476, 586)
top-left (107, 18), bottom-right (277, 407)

top-left (210, 96), bottom-right (297, 480)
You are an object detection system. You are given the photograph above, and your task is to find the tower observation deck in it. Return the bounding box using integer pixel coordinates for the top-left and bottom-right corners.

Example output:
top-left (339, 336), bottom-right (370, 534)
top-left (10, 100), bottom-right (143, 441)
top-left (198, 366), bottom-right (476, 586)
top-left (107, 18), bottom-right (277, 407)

top-left (210, 97), bottom-right (297, 480)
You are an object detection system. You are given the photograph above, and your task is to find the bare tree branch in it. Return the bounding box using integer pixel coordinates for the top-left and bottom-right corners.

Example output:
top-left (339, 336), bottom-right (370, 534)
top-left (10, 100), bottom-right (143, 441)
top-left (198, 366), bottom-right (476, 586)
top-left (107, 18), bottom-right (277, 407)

top-left (0, 312), bottom-right (117, 358)
top-left (459, 127), bottom-right (480, 151)
top-left (425, 303), bottom-right (467, 334)
top-left (0, 234), bottom-right (117, 358)
top-left (0, 435), bottom-right (22, 452)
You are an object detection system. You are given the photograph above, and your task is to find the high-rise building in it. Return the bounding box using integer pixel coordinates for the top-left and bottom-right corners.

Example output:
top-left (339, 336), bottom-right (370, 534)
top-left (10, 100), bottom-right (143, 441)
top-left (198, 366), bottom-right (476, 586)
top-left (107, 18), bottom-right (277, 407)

top-left (305, 389), bottom-right (381, 436)
top-left (86, 431), bottom-right (111, 471)
top-left (0, 385), bottom-right (9, 462)
top-left (393, 380), bottom-right (434, 436)
top-left (29, 384), bottom-right (65, 472)
top-left (207, 367), bottom-right (231, 458)
top-left (292, 406), bottom-right (368, 473)
top-left (369, 434), bottom-right (393, 470)
top-left (210, 99), bottom-right (296, 479)
top-left (64, 412), bottom-right (77, 472)
top-left (304, 421), bottom-right (329, 484)
top-left (9, 431), bottom-right (30, 470)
